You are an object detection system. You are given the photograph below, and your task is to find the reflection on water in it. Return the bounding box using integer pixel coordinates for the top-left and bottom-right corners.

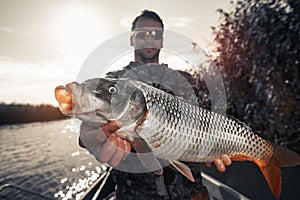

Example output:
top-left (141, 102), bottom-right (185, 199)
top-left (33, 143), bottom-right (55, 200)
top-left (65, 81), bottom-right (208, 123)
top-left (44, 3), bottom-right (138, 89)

top-left (54, 165), bottom-right (107, 200)
top-left (0, 119), bottom-right (105, 200)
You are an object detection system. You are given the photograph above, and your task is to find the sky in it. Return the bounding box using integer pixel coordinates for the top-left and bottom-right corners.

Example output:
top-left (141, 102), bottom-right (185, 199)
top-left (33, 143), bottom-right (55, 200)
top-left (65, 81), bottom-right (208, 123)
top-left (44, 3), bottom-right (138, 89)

top-left (0, 0), bottom-right (233, 105)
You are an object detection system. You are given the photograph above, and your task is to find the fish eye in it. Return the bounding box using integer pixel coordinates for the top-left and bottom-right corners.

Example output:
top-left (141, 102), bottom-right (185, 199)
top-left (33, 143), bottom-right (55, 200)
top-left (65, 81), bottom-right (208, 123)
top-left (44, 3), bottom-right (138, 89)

top-left (108, 86), bottom-right (117, 94)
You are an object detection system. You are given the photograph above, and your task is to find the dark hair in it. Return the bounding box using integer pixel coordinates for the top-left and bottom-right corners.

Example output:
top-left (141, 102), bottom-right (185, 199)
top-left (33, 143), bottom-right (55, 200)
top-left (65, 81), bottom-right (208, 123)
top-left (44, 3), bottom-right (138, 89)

top-left (131, 10), bottom-right (164, 31)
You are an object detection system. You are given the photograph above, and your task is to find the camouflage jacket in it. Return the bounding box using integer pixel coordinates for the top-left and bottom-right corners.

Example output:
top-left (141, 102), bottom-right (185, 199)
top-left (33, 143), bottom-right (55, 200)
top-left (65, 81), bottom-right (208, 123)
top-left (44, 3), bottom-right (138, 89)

top-left (106, 62), bottom-right (210, 200)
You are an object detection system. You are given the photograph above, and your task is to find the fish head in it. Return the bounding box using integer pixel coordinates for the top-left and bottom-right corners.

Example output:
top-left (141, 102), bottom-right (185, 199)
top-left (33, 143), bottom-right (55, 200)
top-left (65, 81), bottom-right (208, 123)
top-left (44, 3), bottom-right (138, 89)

top-left (55, 78), bottom-right (146, 127)
top-left (55, 80), bottom-right (109, 125)
top-left (93, 78), bottom-right (147, 125)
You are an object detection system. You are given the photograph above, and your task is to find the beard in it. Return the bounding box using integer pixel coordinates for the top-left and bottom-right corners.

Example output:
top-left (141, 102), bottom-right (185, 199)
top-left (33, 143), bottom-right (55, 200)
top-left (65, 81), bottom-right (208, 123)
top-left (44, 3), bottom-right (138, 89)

top-left (135, 48), bottom-right (161, 63)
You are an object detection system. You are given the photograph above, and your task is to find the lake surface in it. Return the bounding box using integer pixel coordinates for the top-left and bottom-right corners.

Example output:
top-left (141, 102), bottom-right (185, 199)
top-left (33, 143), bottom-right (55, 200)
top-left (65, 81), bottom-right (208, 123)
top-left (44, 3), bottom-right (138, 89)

top-left (0, 119), bottom-right (107, 200)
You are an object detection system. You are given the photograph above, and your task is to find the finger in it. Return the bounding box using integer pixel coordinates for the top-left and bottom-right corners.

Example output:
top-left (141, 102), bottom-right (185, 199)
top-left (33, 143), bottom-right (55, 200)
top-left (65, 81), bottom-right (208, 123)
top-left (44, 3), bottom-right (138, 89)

top-left (79, 128), bottom-right (107, 151)
top-left (119, 139), bottom-right (131, 160)
top-left (108, 138), bottom-right (125, 167)
top-left (80, 121), bottom-right (121, 149)
top-left (96, 134), bottom-right (119, 163)
top-left (122, 140), bottom-right (131, 159)
top-left (108, 151), bottom-right (124, 167)
top-left (214, 158), bottom-right (226, 172)
top-left (220, 154), bottom-right (232, 166)
top-left (204, 162), bottom-right (212, 168)
top-left (80, 122), bottom-right (95, 133)
top-left (101, 121), bottom-right (122, 137)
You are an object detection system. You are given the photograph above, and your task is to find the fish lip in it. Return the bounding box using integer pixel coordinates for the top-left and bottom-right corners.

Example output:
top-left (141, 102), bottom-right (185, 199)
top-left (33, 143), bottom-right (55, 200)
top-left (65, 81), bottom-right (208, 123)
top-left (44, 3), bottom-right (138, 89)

top-left (59, 82), bottom-right (84, 115)
top-left (54, 85), bottom-right (74, 115)
top-left (54, 85), bottom-right (71, 102)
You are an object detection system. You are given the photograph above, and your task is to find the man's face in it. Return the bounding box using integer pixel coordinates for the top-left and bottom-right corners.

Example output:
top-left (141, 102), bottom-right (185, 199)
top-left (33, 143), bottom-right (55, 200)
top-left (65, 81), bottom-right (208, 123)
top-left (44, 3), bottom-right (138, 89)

top-left (131, 19), bottom-right (163, 63)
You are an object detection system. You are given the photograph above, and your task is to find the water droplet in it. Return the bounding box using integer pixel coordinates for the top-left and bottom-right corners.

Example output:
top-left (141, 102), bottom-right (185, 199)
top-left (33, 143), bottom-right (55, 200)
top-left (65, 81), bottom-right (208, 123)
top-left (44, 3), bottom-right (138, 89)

top-left (79, 165), bottom-right (86, 171)
top-left (95, 166), bottom-right (101, 173)
top-left (71, 151), bottom-right (80, 157)
top-left (85, 170), bottom-right (90, 176)
top-left (61, 177), bottom-right (68, 183)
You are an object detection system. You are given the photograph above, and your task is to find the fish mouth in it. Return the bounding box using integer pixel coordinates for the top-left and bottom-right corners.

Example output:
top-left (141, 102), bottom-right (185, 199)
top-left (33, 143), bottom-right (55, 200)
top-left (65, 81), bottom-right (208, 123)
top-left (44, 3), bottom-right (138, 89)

top-left (54, 83), bottom-right (83, 116)
top-left (55, 83), bottom-right (114, 121)
top-left (54, 79), bottom-right (131, 125)
top-left (55, 85), bottom-right (73, 115)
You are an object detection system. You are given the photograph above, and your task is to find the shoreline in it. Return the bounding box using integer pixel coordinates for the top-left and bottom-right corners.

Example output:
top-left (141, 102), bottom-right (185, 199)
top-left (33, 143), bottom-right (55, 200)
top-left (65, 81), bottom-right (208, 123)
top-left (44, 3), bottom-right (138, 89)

top-left (0, 103), bottom-right (68, 125)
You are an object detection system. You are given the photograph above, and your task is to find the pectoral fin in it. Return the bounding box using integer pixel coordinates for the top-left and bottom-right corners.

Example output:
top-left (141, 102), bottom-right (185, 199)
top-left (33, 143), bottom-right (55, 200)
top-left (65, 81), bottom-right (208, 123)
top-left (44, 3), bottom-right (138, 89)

top-left (170, 160), bottom-right (195, 182)
top-left (132, 132), bottom-right (162, 172)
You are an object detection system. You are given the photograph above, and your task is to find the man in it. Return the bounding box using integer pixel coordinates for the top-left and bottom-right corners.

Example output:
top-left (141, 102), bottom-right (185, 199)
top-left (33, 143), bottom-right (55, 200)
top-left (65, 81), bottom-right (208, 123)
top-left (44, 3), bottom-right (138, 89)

top-left (79, 10), bottom-right (231, 199)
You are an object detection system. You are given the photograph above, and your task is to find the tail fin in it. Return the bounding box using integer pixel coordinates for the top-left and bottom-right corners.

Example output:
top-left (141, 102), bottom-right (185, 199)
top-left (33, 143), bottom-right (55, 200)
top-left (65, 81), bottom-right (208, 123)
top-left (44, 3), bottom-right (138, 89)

top-left (258, 144), bottom-right (300, 199)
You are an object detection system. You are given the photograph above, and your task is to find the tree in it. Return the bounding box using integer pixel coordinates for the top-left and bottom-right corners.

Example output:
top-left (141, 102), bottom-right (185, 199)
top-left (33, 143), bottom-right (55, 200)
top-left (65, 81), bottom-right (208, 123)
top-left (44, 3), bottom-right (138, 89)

top-left (212, 0), bottom-right (300, 153)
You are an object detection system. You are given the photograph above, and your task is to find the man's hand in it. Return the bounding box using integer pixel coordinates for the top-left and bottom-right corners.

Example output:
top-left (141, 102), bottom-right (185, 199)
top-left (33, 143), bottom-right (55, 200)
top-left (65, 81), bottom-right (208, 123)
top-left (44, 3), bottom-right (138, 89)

top-left (79, 121), bottom-right (131, 167)
top-left (204, 155), bottom-right (232, 172)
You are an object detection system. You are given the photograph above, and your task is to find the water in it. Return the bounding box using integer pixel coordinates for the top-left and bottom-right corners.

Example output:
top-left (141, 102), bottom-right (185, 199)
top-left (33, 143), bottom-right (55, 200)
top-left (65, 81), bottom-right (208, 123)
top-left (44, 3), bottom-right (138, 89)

top-left (0, 119), bottom-right (107, 200)
top-left (1, 119), bottom-right (299, 200)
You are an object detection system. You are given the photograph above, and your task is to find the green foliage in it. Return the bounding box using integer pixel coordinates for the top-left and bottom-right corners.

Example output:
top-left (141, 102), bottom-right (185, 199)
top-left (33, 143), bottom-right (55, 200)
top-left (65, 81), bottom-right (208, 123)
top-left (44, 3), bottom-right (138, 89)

top-left (0, 103), bottom-right (68, 125)
top-left (213, 0), bottom-right (300, 152)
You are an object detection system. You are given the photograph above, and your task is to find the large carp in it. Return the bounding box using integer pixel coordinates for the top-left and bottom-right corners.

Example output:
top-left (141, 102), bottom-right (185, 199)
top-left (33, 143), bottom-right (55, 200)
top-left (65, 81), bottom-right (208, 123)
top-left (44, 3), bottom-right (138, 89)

top-left (55, 77), bottom-right (300, 199)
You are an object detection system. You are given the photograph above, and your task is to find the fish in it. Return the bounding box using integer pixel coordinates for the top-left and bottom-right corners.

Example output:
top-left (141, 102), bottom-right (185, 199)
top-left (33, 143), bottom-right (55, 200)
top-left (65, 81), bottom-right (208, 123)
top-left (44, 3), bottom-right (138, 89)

top-left (55, 77), bottom-right (300, 199)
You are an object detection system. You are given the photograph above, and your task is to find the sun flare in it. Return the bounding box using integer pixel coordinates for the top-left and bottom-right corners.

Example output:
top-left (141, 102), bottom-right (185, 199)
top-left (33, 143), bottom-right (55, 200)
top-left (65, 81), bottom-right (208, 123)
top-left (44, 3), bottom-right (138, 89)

top-left (51, 3), bottom-right (108, 63)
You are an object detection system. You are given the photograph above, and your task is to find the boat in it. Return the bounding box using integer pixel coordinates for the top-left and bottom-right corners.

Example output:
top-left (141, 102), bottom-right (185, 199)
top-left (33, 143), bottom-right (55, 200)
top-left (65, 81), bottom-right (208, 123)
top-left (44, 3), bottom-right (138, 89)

top-left (79, 167), bottom-right (249, 200)
top-left (2, 162), bottom-right (299, 199)
top-left (0, 184), bottom-right (53, 200)
top-left (0, 167), bottom-right (248, 200)
top-left (79, 161), bottom-right (300, 200)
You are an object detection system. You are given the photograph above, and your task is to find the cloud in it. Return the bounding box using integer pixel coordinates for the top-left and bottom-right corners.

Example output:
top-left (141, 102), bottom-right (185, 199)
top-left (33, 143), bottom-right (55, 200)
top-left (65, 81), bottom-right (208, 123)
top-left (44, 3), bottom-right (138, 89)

top-left (120, 16), bottom-right (194, 29)
top-left (1, 26), bottom-right (34, 39)
top-left (165, 17), bottom-right (194, 27)
top-left (120, 17), bottom-right (134, 29)
top-left (0, 57), bottom-right (80, 104)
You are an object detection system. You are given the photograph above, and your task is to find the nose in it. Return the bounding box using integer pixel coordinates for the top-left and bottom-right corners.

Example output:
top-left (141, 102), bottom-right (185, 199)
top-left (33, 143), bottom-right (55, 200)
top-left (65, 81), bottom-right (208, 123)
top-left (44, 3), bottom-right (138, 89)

top-left (145, 35), bottom-right (155, 42)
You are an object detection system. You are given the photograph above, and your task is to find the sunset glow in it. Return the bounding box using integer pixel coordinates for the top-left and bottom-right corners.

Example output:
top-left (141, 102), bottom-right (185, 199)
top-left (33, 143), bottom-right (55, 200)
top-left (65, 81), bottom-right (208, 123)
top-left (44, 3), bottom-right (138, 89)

top-left (0, 0), bottom-right (232, 105)
top-left (51, 2), bottom-right (108, 66)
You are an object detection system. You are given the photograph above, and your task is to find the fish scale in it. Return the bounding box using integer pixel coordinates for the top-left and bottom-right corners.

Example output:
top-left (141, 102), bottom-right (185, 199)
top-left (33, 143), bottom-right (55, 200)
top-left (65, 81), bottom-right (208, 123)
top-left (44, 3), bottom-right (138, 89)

top-left (134, 80), bottom-right (273, 163)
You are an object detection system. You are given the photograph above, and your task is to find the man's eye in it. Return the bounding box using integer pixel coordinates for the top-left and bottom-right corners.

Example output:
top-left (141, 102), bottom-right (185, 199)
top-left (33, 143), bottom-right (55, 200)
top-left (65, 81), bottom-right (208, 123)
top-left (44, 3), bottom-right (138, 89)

top-left (108, 86), bottom-right (117, 94)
